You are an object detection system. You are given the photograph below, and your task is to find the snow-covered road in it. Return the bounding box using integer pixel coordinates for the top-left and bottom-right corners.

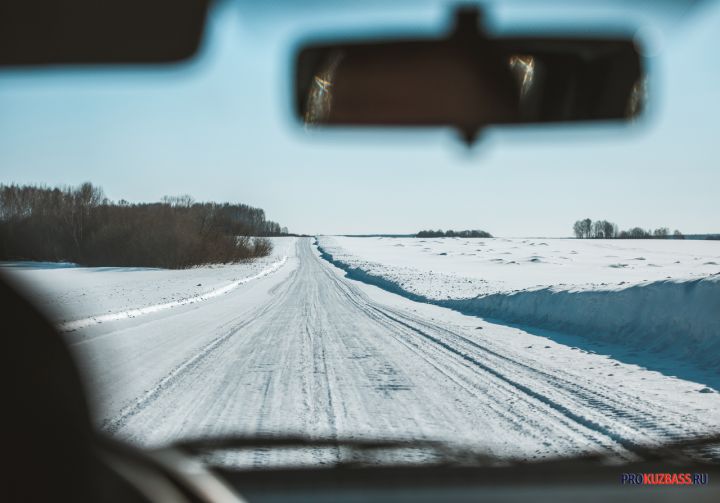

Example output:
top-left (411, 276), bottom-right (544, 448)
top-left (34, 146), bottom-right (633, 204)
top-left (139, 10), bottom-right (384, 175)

top-left (67, 238), bottom-right (720, 464)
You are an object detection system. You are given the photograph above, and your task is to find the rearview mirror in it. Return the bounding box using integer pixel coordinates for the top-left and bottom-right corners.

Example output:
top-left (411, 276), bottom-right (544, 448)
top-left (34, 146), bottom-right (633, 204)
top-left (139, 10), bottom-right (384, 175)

top-left (294, 8), bottom-right (644, 144)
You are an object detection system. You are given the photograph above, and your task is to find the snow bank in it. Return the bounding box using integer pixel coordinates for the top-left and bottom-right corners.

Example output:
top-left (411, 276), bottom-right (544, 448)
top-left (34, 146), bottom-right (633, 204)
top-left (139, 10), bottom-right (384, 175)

top-left (317, 237), bottom-right (720, 369)
top-left (320, 236), bottom-right (720, 298)
top-left (1, 237), bottom-right (296, 328)
top-left (57, 255), bottom-right (287, 332)
top-left (447, 278), bottom-right (720, 369)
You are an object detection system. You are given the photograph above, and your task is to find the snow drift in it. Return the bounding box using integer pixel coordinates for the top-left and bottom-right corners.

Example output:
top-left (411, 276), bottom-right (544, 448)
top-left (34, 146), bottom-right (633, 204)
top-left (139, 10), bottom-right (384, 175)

top-left (448, 278), bottom-right (720, 369)
top-left (317, 241), bottom-right (720, 369)
top-left (1, 237), bottom-right (296, 328)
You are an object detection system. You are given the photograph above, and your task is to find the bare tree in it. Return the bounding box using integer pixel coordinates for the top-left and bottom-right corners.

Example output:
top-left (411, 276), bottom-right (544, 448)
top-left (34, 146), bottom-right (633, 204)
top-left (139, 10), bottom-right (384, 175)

top-left (628, 227), bottom-right (649, 238)
top-left (162, 194), bottom-right (195, 208)
top-left (592, 220), bottom-right (604, 238)
top-left (573, 220), bottom-right (584, 238)
top-left (0, 183), bottom-right (284, 268)
top-left (574, 218), bottom-right (675, 239)
top-left (602, 220), bottom-right (617, 239)
top-left (581, 218), bottom-right (592, 238)
top-left (653, 227), bottom-right (669, 238)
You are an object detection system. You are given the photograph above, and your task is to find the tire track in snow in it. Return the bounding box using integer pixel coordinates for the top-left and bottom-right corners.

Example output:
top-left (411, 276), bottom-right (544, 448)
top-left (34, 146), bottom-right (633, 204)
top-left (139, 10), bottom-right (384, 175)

top-left (92, 239), bottom-right (720, 464)
top-left (397, 311), bottom-right (703, 438)
top-left (382, 305), bottom-right (719, 443)
top-left (101, 269), bottom-right (295, 435)
top-left (103, 318), bottom-right (256, 435)
top-left (314, 250), bottom-right (622, 453)
top-left (324, 266), bottom-right (626, 453)
top-left (315, 242), bottom-right (716, 455)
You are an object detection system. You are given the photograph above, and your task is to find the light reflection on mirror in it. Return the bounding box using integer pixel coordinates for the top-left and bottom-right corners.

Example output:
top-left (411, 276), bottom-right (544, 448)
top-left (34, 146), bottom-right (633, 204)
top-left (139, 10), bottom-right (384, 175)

top-left (509, 54), bottom-right (535, 99)
top-left (304, 51), bottom-right (344, 125)
top-left (626, 77), bottom-right (647, 119)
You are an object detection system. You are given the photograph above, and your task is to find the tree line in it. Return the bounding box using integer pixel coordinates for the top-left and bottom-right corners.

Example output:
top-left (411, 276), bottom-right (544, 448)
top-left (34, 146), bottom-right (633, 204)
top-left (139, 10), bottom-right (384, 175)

top-left (0, 183), bottom-right (288, 268)
top-left (416, 229), bottom-right (493, 238)
top-left (572, 218), bottom-right (684, 239)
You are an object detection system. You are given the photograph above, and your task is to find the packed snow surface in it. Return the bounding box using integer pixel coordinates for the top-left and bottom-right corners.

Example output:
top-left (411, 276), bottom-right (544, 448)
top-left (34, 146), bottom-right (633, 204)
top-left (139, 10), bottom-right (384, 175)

top-left (317, 237), bottom-right (720, 369)
top-left (3, 237), bottom-right (720, 467)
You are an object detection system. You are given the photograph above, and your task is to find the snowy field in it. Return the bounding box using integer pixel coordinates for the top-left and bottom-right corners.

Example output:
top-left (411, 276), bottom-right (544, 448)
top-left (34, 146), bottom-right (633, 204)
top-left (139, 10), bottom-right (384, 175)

top-left (2, 236), bottom-right (720, 466)
top-left (317, 236), bottom-right (720, 369)
top-left (318, 236), bottom-right (720, 297)
top-left (2, 237), bottom-right (296, 330)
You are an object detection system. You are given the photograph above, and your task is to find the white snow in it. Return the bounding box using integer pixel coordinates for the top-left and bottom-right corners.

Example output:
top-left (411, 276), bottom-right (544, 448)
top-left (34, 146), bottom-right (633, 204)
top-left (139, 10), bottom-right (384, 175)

top-left (3, 236), bottom-right (720, 466)
top-left (56, 256), bottom-right (287, 332)
top-left (317, 236), bottom-right (720, 369)
top-left (318, 236), bottom-right (720, 297)
top-left (1, 237), bottom-right (296, 328)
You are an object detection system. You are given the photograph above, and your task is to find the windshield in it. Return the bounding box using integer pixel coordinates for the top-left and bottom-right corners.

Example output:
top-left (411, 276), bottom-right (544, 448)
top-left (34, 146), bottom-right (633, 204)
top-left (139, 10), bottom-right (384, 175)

top-left (1, 0), bottom-right (719, 469)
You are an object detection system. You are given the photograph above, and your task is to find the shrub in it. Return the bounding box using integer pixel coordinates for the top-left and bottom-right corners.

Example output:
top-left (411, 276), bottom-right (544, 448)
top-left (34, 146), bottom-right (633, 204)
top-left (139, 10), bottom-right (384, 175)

top-left (0, 183), bottom-right (284, 268)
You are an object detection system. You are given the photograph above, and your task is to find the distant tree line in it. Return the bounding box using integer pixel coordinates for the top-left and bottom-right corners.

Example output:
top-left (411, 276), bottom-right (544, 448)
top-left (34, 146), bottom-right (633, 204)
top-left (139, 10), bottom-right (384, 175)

top-left (572, 218), bottom-right (685, 239)
top-left (416, 229), bottom-right (493, 238)
top-left (0, 183), bottom-right (287, 268)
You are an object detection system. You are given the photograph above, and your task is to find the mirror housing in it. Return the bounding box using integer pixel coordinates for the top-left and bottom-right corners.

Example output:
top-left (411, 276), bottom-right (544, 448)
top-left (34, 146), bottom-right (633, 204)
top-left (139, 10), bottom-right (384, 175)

top-left (295, 8), bottom-right (644, 144)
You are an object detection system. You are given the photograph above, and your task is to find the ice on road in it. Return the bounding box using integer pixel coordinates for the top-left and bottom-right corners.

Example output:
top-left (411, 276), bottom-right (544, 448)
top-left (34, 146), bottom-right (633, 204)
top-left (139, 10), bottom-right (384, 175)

top-left (29, 238), bottom-right (720, 464)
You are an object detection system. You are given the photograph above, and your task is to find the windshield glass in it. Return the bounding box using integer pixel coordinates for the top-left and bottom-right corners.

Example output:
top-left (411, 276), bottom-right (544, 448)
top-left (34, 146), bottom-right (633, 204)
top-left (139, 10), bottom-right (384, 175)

top-left (1, 0), bottom-right (719, 468)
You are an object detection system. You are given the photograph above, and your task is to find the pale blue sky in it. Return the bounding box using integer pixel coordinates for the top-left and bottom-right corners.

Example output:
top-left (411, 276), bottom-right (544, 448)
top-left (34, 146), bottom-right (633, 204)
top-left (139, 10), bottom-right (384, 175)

top-left (0, 0), bottom-right (718, 236)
